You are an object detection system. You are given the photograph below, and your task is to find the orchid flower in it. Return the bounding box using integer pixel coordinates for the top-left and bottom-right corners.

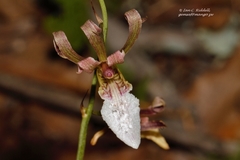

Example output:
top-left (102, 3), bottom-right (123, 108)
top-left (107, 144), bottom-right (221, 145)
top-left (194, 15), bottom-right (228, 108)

top-left (140, 97), bottom-right (169, 150)
top-left (53, 9), bottom-right (143, 149)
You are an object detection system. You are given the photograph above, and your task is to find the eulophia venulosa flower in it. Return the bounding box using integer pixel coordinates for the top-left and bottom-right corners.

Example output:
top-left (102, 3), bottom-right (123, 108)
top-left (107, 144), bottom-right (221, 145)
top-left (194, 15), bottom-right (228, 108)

top-left (140, 97), bottom-right (169, 150)
top-left (52, 9), bottom-right (143, 149)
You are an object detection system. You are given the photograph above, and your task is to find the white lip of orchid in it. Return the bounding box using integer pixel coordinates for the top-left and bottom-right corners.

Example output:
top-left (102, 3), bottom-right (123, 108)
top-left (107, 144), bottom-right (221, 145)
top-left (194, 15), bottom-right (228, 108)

top-left (100, 80), bottom-right (141, 149)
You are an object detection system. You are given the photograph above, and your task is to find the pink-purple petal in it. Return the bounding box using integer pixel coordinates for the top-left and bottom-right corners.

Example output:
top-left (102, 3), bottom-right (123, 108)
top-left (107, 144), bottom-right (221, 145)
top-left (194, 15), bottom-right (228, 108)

top-left (53, 31), bottom-right (83, 64)
top-left (121, 9), bottom-right (143, 54)
top-left (77, 57), bottom-right (101, 73)
top-left (107, 50), bottom-right (125, 66)
top-left (140, 97), bottom-right (165, 116)
top-left (141, 117), bottom-right (166, 131)
top-left (81, 20), bottom-right (107, 62)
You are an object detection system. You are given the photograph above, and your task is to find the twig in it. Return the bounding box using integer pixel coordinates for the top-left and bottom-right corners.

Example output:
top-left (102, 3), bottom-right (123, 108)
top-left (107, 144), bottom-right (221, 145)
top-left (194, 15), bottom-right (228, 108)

top-left (76, 73), bottom-right (97, 160)
top-left (99, 0), bottom-right (108, 43)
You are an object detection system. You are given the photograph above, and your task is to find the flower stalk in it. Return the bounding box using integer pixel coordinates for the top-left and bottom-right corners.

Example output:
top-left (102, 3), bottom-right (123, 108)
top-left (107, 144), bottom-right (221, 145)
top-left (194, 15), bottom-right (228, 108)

top-left (76, 73), bottom-right (97, 160)
top-left (76, 1), bottom-right (108, 159)
top-left (99, 0), bottom-right (108, 42)
top-left (76, 0), bottom-right (108, 158)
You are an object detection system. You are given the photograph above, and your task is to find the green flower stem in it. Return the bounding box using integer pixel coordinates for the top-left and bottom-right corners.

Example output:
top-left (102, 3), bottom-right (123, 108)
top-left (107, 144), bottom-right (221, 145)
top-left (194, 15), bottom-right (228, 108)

top-left (99, 0), bottom-right (108, 43)
top-left (76, 73), bottom-right (97, 160)
top-left (76, 1), bottom-right (108, 159)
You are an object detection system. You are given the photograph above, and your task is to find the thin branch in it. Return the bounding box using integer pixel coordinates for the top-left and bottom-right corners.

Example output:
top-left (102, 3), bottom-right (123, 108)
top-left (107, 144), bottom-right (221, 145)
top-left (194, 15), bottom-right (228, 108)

top-left (99, 0), bottom-right (108, 43)
top-left (76, 73), bottom-right (97, 160)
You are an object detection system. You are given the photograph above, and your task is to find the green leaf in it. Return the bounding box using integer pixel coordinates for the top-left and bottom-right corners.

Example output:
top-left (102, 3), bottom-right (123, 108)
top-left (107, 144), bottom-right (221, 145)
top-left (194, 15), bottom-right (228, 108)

top-left (44, 0), bottom-right (89, 50)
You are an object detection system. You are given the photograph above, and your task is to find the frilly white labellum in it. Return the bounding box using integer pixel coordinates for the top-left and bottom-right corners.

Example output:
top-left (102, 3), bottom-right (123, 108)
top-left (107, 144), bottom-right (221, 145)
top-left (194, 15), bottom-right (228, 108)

top-left (101, 92), bottom-right (140, 149)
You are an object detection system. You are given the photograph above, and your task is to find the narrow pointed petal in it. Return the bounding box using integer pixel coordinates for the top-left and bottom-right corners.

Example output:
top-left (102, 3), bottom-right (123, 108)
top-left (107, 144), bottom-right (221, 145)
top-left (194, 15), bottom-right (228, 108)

top-left (101, 92), bottom-right (140, 149)
top-left (91, 1), bottom-right (103, 25)
top-left (121, 9), bottom-right (143, 54)
top-left (140, 105), bottom-right (165, 116)
top-left (77, 57), bottom-right (101, 74)
top-left (141, 117), bottom-right (166, 131)
top-left (90, 129), bottom-right (105, 146)
top-left (140, 97), bottom-right (165, 116)
top-left (107, 50), bottom-right (125, 66)
top-left (81, 20), bottom-right (107, 62)
top-left (152, 96), bottom-right (165, 108)
top-left (53, 31), bottom-right (83, 64)
top-left (141, 129), bottom-right (169, 150)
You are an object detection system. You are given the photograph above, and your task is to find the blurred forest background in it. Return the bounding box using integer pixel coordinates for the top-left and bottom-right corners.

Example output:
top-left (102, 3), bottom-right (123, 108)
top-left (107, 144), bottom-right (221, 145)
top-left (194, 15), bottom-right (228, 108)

top-left (0, 0), bottom-right (240, 159)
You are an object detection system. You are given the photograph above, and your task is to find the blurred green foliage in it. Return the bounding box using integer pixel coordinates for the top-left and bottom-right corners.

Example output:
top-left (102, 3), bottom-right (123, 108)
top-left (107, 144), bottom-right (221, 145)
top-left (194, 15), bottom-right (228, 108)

top-left (44, 0), bottom-right (124, 52)
top-left (208, 147), bottom-right (240, 160)
top-left (104, 0), bottom-right (124, 14)
top-left (44, 0), bottom-right (89, 51)
top-left (118, 64), bottom-right (149, 100)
